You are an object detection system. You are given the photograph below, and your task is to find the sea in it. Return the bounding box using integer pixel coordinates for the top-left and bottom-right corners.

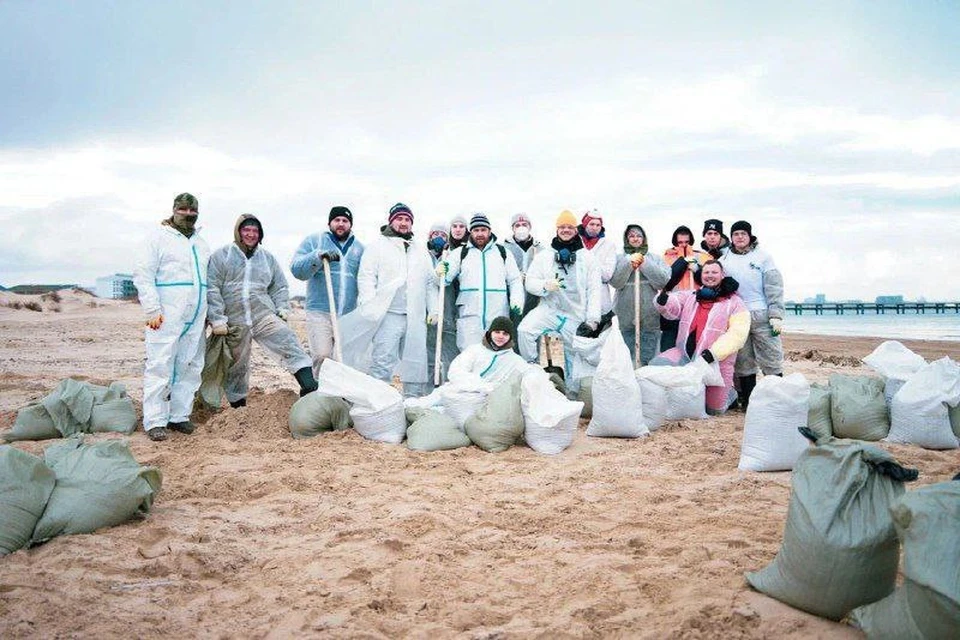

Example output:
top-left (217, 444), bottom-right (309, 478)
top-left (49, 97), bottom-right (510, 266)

top-left (787, 311), bottom-right (960, 342)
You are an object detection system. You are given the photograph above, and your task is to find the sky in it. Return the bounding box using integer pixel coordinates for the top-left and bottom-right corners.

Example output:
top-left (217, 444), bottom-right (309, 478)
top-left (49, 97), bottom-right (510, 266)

top-left (1, 0), bottom-right (958, 302)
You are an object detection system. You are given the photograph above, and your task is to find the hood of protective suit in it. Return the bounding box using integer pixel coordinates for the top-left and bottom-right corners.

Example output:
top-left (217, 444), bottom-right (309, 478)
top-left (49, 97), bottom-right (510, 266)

top-left (234, 214), bottom-right (264, 257)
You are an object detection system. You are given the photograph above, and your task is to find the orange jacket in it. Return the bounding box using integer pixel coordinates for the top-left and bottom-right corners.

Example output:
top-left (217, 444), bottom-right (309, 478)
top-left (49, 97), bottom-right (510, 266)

top-left (662, 247), bottom-right (710, 291)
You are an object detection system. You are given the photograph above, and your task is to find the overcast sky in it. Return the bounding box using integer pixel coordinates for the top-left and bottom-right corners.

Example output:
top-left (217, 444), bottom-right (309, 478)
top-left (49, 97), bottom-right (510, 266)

top-left (1, 1), bottom-right (958, 301)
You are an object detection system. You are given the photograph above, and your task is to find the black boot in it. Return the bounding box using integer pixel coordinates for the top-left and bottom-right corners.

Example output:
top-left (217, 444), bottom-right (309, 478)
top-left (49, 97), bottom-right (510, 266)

top-left (229, 398), bottom-right (246, 408)
top-left (294, 367), bottom-right (318, 397)
top-left (738, 374), bottom-right (757, 411)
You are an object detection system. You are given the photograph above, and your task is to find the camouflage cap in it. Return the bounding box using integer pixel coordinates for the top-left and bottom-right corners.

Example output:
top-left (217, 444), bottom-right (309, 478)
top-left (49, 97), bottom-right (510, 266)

top-left (173, 193), bottom-right (199, 211)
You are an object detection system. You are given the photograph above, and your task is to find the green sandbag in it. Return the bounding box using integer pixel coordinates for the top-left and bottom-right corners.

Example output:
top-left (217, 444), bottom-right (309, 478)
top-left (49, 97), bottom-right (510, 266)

top-left (578, 376), bottom-right (594, 419)
top-left (849, 479), bottom-right (960, 639)
top-left (406, 410), bottom-right (472, 451)
top-left (89, 382), bottom-right (136, 434)
top-left (465, 373), bottom-right (524, 453)
top-left (198, 329), bottom-right (240, 410)
top-left (950, 402), bottom-right (960, 439)
top-left (0, 446), bottom-right (56, 555)
top-left (829, 375), bottom-right (889, 440)
top-left (2, 403), bottom-right (59, 442)
top-left (746, 436), bottom-right (915, 621)
top-left (41, 378), bottom-right (95, 436)
top-left (31, 437), bottom-right (162, 545)
top-left (806, 383), bottom-right (833, 440)
top-left (288, 394), bottom-right (352, 439)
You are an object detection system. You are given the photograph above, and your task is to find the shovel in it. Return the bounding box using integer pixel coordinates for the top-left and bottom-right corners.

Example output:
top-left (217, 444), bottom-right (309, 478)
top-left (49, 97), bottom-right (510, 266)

top-left (543, 334), bottom-right (565, 380)
top-left (322, 257), bottom-right (343, 362)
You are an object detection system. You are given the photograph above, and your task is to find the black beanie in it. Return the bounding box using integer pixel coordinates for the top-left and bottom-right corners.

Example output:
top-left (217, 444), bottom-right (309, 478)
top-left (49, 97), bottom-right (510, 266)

top-left (329, 206), bottom-right (353, 224)
top-left (703, 219), bottom-right (723, 235)
top-left (484, 316), bottom-right (516, 351)
top-left (731, 220), bottom-right (756, 242)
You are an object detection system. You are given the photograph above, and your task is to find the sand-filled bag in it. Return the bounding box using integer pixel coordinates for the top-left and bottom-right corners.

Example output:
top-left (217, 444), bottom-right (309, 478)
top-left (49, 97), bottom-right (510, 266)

top-left (0, 446), bottom-right (56, 555)
top-left (887, 357), bottom-right (960, 450)
top-left (577, 376), bottom-right (593, 419)
top-left (406, 409), bottom-right (471, 451)
top-left (350, 402), bottom-right (407, 445)
top-left (465, 373), bottom-right (525, 453)
top-left (849, 477), bottom-right (960, 639)
top-left (829, 375), bottom-right (889, 441)
top-left (746, 432), bottom-right (917, 621)
top-left (521, 367), bottom-right (582, 455)
top-left (288, 393), bottom-right (352, 439)
top-left (806, 383), bottom-right (833, 441)
top-left (587, 324), bottom-right (647, 439)
top-left (738, 374), bottom-right (810, 472)
top-left (32, 437), bottom-right (162, 545)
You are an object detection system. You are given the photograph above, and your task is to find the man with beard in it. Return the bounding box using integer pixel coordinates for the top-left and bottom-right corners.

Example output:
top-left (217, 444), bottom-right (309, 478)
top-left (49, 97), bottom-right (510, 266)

top-left (653, 260), bottom-right (749, 415)
top-left (133, 193), bottom-right (210, 442)
top-left (290, 206), bottom-right (364, 374)
top-left (437, 213), bottom-right (523, 349)
top-left (517, 210), bottom-right (602, 389)
top-left (208, 214), bottom-right (317, 407)
top-left (719, 220), bottom-right (785, 409)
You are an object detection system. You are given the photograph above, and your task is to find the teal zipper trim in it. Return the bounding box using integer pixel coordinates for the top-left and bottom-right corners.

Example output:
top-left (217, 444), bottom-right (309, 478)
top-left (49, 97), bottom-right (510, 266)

top-left (479, 353), bottom-right (501, 378)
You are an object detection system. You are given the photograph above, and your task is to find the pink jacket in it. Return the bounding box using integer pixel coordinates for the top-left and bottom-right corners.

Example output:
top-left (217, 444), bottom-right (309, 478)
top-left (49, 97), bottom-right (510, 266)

top-left (655, 290), bottom-right (750, 382)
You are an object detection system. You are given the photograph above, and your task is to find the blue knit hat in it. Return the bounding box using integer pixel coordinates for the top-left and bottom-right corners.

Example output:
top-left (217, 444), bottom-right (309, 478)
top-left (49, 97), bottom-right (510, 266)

top-left (388, 202), bottom-right (413, 223)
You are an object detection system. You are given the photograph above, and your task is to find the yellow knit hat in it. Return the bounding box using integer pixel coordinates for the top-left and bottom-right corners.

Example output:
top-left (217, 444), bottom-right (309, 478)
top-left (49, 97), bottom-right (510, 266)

top-left (555, 209), bottom-right (578, 227)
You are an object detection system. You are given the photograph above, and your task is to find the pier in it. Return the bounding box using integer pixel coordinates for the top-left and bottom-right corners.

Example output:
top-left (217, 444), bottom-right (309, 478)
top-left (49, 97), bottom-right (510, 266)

top-left (786, 302), bottom-right (960, 315)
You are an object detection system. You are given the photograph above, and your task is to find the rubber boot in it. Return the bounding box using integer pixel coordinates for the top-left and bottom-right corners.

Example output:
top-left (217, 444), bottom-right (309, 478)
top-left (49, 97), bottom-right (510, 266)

top-left (229, 398), bottom-right (247, 408)
top-left (295, 366), bottom-right (318, 397)
top-left (737, 374), bottom-right (757, 411)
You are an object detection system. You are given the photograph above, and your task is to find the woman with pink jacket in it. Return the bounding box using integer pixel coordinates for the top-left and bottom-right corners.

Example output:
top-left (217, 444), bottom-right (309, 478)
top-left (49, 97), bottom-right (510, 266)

top-left (653, 260), bottom-right (750, 415)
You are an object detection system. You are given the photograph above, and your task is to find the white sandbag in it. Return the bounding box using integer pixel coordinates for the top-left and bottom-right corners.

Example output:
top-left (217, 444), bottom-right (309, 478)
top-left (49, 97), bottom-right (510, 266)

top-left (666, 385), bottom-right (707, 421)
top-left (883, 377), bottom-right (906, 408)
top-left (862, 340), bottom-right (927, 381)
top-left (587, 321), bottom-right (648, 438)
top-left (738, 373), bottom-right (811, 472)
top-left (637, 361), bottom-right (707, 421)
top-left (887, 357), bottom-right (960, 450)
top-left (636, 361), bottom-right (704, 388)
top-left (441, 389), bottom-right (489, 432)
top-left (637, 377), bottom-right (668, 431)
top-left (317, 359), bottom-right (402, 412)
top-left (350, 402), bottom-right (406, 445)
top-left (521, 367), bottom-right (583, 455)
top-left (567, 330), bottom-right (607, 395)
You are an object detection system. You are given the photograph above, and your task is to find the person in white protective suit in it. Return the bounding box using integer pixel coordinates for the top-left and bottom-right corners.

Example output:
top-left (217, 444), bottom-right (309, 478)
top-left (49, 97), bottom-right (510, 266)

top-left (346, 203), bottom-right (438, 397)
top-left (578, 210), bottom-right (617, 315)
top-left (517, 210), bottom-right (603, 387)
top-left (502, 212), bottom-right (545, 320)
top-left (133, 193), bottom-right (211, 442)
top-left (289, 205), bottom-right (364, 375)
top-left (436, 212), bottom-right (524, 350)
top-left (447, 316), bottom-right (529, 387)
top-left (207, 214), bottom-right (317, 408)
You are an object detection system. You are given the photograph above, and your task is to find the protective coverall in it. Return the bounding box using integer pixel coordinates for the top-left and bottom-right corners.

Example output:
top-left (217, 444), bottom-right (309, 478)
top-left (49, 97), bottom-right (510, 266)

top-left (207, 214), bottom-right (313, 403)
top-left (134, 222), bottom-right (210, 431)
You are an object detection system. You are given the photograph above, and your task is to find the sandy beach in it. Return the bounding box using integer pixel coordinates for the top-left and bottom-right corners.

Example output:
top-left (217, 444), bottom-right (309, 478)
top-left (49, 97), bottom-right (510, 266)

top-left (1, 290), bottom-right (957, 639)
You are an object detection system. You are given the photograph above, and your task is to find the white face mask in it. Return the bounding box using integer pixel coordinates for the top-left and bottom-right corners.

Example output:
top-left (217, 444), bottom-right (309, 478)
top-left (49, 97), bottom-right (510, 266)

top-left (513, 226), bottom-right (531, 241)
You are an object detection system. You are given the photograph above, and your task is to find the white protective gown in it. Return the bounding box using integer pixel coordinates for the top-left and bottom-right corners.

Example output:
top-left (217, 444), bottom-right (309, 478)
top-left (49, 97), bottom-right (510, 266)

top-left (133, 224), bottom-right (210, 431)
top-left (443, 240), bottom-right (524, 350)
top-left (584, 235), bottom-right (618, 315)
top-left (340, 232), bottom-right (438, 396)
top-left (517, 247), bottom-right (603, 364)
top-left (447, 342), bottom-right (529, 389)
top-left (206, 242), bottom-right (311, 402)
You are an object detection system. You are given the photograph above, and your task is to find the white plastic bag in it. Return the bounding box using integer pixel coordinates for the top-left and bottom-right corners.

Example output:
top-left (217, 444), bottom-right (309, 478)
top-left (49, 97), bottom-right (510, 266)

top-left (637, 377), bottom-right (668, 431)
top-left (587, 320), bottom-right (648, 438)
top-left (441, 389), bottom-right (489, 432)
top-left (665, 385), bottom-right (708, 420)
top-left (637, 362), bottom-right (707, 421)
top-left (738, 373), bottom-right (811, 472)
top-left (350, 402), bottom-right (407, 444)
top-left (567, 328), bottom-right (609, 395)
top-left (862, 340), bottom-right (927, 381)
top-left (887, 357), bottom-right (960, 450)
top-left (521, 367), bottom-right (583, 455)
top-left (317, 359), bottom-right (402, 412)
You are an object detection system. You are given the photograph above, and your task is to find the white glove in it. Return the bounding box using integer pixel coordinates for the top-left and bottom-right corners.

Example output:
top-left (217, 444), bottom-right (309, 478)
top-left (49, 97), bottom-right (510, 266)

top-left (544, 279), bottom-right (561, 292)
top-left (769, 317), bottom-right (783, 336)
top-left (211, 324), bottom-right (229, 336)
top-left (277, 309), bottom-right (289, 322)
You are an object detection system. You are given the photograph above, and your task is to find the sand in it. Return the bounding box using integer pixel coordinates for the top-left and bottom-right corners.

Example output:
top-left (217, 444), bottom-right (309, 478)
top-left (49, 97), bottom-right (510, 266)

top-left (1, 291), bottom-right (958, 638)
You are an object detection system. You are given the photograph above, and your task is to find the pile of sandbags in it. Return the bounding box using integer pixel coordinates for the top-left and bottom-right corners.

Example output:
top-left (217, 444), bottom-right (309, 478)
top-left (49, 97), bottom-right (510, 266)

top-left (738, 374), bottom-right (810, 472)
top-left (316, 359), bottom-right (406, 444)
top-left (3, 379), bottom-right (137, 442)
top-left (849, 476), bottom-right (960, 638)
top-left (1, 437), bottom-right (161, 555)
top-left (747, 432), bottom-right (918, 620)
top-left (586, 322), bottom-right (648, 439)
top-left (863, 340), bottom-right (927, 407)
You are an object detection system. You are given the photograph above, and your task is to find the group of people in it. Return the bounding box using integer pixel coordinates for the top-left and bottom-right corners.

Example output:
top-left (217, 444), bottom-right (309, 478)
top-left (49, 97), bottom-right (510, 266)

top-left (134, 193), bottom-right (785, 441)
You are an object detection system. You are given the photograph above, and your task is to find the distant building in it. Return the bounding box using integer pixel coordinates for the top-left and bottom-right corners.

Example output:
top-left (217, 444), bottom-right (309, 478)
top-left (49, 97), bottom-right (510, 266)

top-left (95, 274), bottom-right (137, 299)
top-left (814, 293), bottom-right (826, 304)
top-left (875, 295), bottom-right (904, 305)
